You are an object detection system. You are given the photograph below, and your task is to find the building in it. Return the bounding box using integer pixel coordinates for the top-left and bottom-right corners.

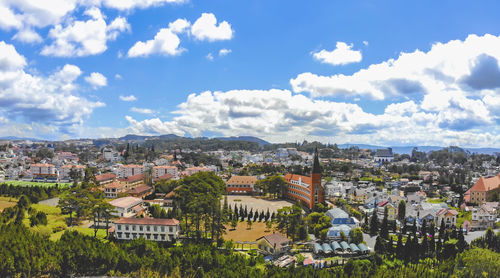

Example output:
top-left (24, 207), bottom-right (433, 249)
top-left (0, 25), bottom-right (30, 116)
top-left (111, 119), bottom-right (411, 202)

top-left (436, 208), bottom-right (458, 228)
top-left (119, 173), bottom-right (144, 188)
top-left (325, 208), bottom-right (356, 226)
top-left (103, 148), bottom-right (121, 162)
top-left (117, 164), bottom-right (145, 178)
top-left (226, 175), bottom-right (258, 194)
top-left (59, 165), bottom-right (85, 180)
top-left (114, 217), bottom-right (180, 241)
top-left (127, 184), bottom-right (153, 198)
top-left (104, 181), bottom-right (128, 198)
top-left (109, 197), bottom-right (144, 217)
top-left (183, 166), bottom-right (212, 176)
top-left (377, 201), bottom-right (397, 222)
top-left (153, 165), bottom-right (178, 179)
top-left (283, 148), bottom-right (324, 210)
top-left (471, 202), bottom-right (498, 230)
top-left (469, 174), bottom-right (500, 205)
top-left (373, 148), bottom-right (394, 163)
top-left (31, 163), bottom-right (57, 179)
top-left (256, 233), bottom-right (291, 256)
top-left (95, 172), bottom-right (117, 185)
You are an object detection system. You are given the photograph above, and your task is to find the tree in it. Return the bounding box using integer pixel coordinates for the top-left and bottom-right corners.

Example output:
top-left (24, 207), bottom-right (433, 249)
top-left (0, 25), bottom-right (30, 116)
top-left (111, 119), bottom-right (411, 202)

top-left (398, 200), bottom-right (406, 222)
top-left (369, 209), bottom-right (379, 236)
top-left (265, 219), bottom-right (273, 232)
top-left (375, 236), bottom-right (385, 254)
top-left (350, 228), bottom-right (364, 244)
top-left (230, 217), bottom-right (238, 230)
top-left (380, 207), bottom-right (389, 240)
top-left (247, 219), bottom-right (253, 230)
top-left (396, 234), bottom-right (404, 259)
top-left (439, 218), bottom-right (446, 238)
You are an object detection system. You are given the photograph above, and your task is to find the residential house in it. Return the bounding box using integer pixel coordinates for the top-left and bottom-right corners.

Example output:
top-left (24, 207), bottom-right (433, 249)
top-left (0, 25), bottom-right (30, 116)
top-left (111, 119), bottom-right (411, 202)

top-left (256, 233), bottom-right (291, 256)
top-left (377, 201), bottom-right (397, 222)
top-left (436, 208), bottom-right (459, 228)
top-left (114, 218), bottom-right (179, 241)
top-left (31, 163), bottom-right (57, 180)
top-left (471, 202), bottom-right (498, 230)
top-left (127, 184), bottom-right (153, 198)
top-left (105, 181), bottom-right (128, 198)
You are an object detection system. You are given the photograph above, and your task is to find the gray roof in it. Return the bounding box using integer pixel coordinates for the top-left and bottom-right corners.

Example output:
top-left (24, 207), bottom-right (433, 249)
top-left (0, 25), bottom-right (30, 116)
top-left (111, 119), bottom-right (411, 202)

top-left (375, 148), bottom-right (393, 157)
top-left (322, 243), bottom-right (333, 253)
top-left (331, 241), bottom-right (342, 250)
top-left (325, 208), bottom-right (348, 219)
top-left (358, 243), bottom-right (369, 252)
top-left (340, 241), bottom-right (351, 251)
top-left (350, 243), bottom-right (360, 252)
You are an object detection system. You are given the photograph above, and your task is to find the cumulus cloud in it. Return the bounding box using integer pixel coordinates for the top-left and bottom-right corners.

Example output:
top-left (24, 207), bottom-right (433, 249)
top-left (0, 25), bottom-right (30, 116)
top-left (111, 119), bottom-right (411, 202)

top-left (0, 41), bottom-right (104, 134)
top-left (312, 42), bottom-right (362, 66)
top-left (130, 107), bottom-right (155, 114)
top-left (191, 13), bottom-right (233, 41)
top-left (292, 34), bottom-right (500, 100)
top-left (12, 28), bottom-right (43, 43)
top-left (127, 18), bottom-right (189, 57)
top-left (119, 94), bottom-right (137, 101)
top-left (41, 7), bottom-right (130, 57)
top-left (85, 72), bottom-right (107, 89)
top-left (99, 0), bottom-right (186, 10)
top-left (219, 48), bottom-right (231, 56)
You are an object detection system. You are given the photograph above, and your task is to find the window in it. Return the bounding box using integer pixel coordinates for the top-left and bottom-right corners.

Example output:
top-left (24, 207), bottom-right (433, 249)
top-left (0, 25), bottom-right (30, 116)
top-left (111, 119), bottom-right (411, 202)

top-left (125, 225), bottom-right (129, 231)
top-left (154, 226), bottom-right (157, 232)
top-left (147, 226), bottom-right (150, 231)
top-left (161, 235), bottom-right (165, 240)
top-left (132, 225), bottom-right (136, 231)
top-left (117, 225), bottom-right (121, 230)
top-left (169, 227), bottom-right (173, 233)
top-left (161, 226), bottom-right (165, 232)
top-left (139, 226), bottom-right (143, 231)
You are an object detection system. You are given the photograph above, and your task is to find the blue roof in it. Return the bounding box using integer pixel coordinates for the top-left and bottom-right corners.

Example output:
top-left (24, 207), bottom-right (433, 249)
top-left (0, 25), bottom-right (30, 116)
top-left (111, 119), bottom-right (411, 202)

top-left (340, 241), bottom-right (351, 251)
top-left (357, 243), bottom-right (369, 252)
top-left (325, 208), bottom-right (348, 220)
top-left (350, 243), bottom-right (360, 252)
top-left (322, 243), bottom-right (333, 253)
top-left (313, 243), bottom-right (323, 253)
top-left (331, 241), bottom-right (342, 250)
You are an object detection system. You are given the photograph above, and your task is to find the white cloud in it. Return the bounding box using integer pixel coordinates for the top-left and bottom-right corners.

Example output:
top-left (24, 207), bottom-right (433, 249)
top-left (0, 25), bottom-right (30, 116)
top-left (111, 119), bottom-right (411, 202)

top-left (100, 0), bottom-right (187, 10)
top-left (130, 107), bottom-right (155, 114)
top-left (0, 41), bottom-right (104, 134)
top-left (219, 48), bottom-right (231, 56)
top-left (41, 7), bottom-right (130, 57)
top-left (363, 41), bottom-right (369, 46)
top-left (191, 13), bottom-right (233, 41)
top-left (292, 34), bottom-right (500, 100)
top-left (312, 42), bottom-right (362, 66)
top-left (127, 18), bottom-right (189, 57)
top-left (119, 94), bottom-right (137, 101)
top-left (85, 72), bottom-right (107, 89)
top-left (115, 73), bottom-right (122, 79)
top-left (206, 53), bottom-right (214, 61)
top-left (12, 28), bottom-right (43, 43)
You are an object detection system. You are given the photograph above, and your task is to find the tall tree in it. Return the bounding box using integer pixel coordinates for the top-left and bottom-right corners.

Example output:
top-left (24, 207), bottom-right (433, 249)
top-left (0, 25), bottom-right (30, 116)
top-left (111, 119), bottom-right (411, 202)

top-left (398, 200), bottom-right (406, 222)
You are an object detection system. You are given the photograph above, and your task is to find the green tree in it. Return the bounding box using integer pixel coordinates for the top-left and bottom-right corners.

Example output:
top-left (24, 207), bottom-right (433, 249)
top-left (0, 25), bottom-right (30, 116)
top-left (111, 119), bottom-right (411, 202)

top-left (350, 227), bottom-right (363, 244)
top-left (398, 200), bottom-right (406, 222)
top-left (370, 209), bottom-right (379, 236)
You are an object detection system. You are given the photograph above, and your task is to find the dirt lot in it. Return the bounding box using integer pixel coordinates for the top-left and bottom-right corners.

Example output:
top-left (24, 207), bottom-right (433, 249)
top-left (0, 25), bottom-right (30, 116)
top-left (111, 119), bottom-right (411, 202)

top-left (223, 221), bottom-right (277, 242)
top-left (225, 195), bottom-right (295, 213)
top-left (0, 196), bottom-right (17, 212)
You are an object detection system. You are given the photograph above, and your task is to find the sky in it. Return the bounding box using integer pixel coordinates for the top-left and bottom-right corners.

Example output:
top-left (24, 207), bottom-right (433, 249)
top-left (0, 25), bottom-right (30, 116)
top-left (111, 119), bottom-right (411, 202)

top-left (1, 0), bottom-right (500, 147)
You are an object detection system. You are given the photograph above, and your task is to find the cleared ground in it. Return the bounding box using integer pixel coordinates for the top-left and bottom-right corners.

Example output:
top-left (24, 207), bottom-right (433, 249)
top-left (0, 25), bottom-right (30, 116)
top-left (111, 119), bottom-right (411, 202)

top-left (2, 180), bottom-right (71, 188)
top-left (0, 196), bottom-right (17, 211)
top-left (223, 221), bottom-right (276, 243)
top-left (225, 195), bottom-right (295, 213)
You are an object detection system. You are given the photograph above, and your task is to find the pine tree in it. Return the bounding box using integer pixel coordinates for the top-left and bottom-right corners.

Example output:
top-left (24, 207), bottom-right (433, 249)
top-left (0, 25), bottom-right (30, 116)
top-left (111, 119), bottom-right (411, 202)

top-left (398, 200), bottom-right (406, 222)
top-left (439, 218), bottom-right (446, 238)
top-left (375, 236), bottom-right (385, 255)
top-left (370, 209), bottom-right (379, 236)
top-left (380, 208), bottom-right (389, 240)
top-left (396, 234), bottom-right (404, 259)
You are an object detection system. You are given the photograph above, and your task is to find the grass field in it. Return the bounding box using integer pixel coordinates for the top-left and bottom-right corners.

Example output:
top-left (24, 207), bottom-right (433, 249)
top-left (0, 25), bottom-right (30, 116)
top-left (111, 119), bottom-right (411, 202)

top-left (223, 221), bottom-right (276, 243)
top-left (0, 196), bottom-right (17, 211)
top-left (2, 180), bottom-right (72, 188)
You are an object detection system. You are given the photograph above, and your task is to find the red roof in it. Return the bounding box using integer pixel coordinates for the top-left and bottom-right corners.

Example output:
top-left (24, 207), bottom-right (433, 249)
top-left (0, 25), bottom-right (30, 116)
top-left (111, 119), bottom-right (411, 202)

top-left (284, 173), bottom-right (311, 185)
top-left (120, 173), bottom-right (144, 183)
top-left (96, 173), bottom-right (116, 182)
top-left (470, 174), bottom-right (500, 192)
top-left (127, 184), bottom-right (152, 194)
top-left (106, 181), bottom-right (124, 189)
top-left (153, 173), bottom-right (173, 182)
top-left (115, 217), bottom-right (179, 226)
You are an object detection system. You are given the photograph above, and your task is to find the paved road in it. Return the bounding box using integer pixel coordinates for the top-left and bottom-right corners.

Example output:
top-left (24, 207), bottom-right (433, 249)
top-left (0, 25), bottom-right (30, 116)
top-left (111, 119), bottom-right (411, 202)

top-left (362, 233), bottom-right (377, 250)
top-left (38, 197), bottom-right (59, 206)
top-left (464, 229), bottom-right (499, 243)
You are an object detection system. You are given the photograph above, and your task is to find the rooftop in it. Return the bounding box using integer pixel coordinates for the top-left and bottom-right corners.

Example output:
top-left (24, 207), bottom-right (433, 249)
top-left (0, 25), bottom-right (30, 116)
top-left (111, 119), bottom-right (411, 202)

top-left (227, 175), bottom-right (258, 185)
top-left (109, 197), bottom-right (143, 208)
top-left (115, 217), bottom-right (179, 226)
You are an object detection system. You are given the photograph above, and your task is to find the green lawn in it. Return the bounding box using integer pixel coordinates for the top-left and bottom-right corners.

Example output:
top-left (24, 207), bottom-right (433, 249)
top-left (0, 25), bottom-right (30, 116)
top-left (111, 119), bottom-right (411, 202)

top-left (427, 198), bottom-right (447, 204)
top-left (2, 180), bottom-right (71, 188)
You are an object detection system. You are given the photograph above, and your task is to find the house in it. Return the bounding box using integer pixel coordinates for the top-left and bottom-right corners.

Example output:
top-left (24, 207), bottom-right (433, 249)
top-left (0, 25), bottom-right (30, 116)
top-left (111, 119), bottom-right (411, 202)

top-left (469, 174), bottom-right (500, 205)
top-left (283, 148), bottom-right (324, 209)
top-left (119, 173), bottom-right (144, 188)
top-left (373, 148), bottom-right (394, 163)
top-left (256, 233), bottom-right (291, 256)
top-left (436, 208), bottom-right (459, 228)
top-left (117, 164), bottom-right (145, 178)
top-left (109, 197), bottom-right (144, 217)
top-left (226, 175), bottom-right (258, 194)
top-left (377, 201), bottom-right (397, 222)
top-left (31, 163), bottom-right (57, 179)
top-left (471, 202), bottom-right (498, 230)
top-left (114, 217), bottom-right (180, 241)
top-left (127, 184), bottom-right (153, 198)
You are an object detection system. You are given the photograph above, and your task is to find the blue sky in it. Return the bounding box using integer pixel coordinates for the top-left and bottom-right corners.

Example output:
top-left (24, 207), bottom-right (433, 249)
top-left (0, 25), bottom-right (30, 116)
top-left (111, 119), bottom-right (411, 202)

top-left (1, 0), bottom-right (500, 147)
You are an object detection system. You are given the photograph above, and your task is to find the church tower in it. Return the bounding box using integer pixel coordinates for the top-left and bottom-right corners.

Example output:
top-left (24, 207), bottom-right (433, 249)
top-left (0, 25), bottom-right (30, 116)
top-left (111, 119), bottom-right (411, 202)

top-left (311, 147), bottom-right (324, 207)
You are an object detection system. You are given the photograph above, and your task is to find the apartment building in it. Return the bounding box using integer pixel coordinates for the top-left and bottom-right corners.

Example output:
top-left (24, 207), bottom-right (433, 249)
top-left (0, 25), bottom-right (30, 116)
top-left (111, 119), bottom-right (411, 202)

top-left (117, 164), bottom-right (145, 178)
top-left (153, 165), bottom-right (178, 179)
top-left (59, 165), bottom-right (85, 180)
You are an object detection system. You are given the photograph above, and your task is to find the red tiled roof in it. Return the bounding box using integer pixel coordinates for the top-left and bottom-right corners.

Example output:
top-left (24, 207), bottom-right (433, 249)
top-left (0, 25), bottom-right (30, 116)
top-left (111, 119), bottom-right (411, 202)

top-left (96, 173), bottom-right (116, 182)
top-left (115, 217), bottom-right (179, 225)
top-left (153, 174), bottom-right (173, 182)
top-left (284, 173), bottom-right (311, 185)
top-left (127, 184), bottom-right (152, 194)
top-left (471, 174), bottom-right (500, 192)
top-left (106, 181), bottom-right (124, 189)
top-left (120, 173), bottom-right (144, 183)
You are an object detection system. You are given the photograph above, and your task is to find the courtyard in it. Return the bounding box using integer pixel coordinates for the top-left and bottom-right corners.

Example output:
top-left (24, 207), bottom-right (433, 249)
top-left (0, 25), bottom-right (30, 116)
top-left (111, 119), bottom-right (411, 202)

top-left (225, 195), bottom-right (295, 213)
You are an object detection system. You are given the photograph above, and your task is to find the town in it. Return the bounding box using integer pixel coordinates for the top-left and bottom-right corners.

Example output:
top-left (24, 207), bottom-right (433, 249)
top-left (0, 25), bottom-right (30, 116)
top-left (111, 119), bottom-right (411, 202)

top-left (0, 135), bottom-right (498, 276)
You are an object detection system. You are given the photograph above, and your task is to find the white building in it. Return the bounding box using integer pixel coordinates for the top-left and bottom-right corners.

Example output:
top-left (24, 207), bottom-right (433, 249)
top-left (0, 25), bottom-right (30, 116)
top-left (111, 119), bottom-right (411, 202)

top-left (103, 148), bottom-right (121, 162)
top-left (114, 217), bottom-right (180, 242)
top-left (471, 203), bottom-right (498, 230)
top-left (109, 197), bottom-right (144, 217)
top-left (436, 208), bottom-right (458, 228)
top-left (59, 165), bottom-right (85, 180)
top-left (153, 165), bottom-right (178, 179)
top-left (117, 164), bottom-right (145, 178)
top-left (373, 148), bottom-right (394, 163)
top-left (31, 163), bottom-right (57, 178)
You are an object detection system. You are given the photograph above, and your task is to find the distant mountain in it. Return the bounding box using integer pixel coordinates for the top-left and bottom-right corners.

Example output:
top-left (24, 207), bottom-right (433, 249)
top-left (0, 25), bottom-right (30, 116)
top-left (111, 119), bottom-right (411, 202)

top-left (337, 144), bottom-right (500, 155)
top-left (0, 136), bottom-right (41, 141)
top-left (217, 136), bottom-right (270, 146)
top-left (117, 134), bottom-right (270, 146)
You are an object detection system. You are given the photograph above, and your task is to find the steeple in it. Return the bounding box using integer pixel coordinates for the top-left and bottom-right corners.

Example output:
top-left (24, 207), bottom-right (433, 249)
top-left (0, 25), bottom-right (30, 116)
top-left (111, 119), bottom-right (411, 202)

top-left (312, 147), bottom-right (321, 174)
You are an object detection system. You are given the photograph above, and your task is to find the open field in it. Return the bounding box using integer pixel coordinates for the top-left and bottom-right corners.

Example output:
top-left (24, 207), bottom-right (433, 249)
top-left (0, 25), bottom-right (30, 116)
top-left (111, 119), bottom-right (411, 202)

top-left (225, 195), bottom-right (295, 213)
top-left (223, 221), bottom-right (276, 242)
top-left (0, 196), bottom-right (18, 211)
top-left (2, 180), bottom-right (72, 188)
